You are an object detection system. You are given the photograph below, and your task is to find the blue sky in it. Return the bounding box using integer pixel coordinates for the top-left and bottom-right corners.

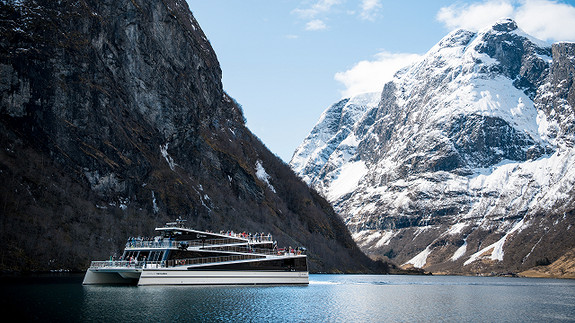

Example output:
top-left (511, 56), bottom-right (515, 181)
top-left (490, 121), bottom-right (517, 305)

top-left (186, 0), bottom-right (575, 162)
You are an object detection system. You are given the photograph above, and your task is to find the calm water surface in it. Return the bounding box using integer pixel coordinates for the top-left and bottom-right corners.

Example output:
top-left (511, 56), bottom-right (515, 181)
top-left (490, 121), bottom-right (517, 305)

top-left (2, 274), bottom-right (574, 322)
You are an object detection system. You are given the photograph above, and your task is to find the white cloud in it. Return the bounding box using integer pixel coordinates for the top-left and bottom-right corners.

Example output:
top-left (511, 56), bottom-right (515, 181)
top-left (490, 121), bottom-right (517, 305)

top-left (306, 19), bottom-right (328, 31)
top-left (293, 0), bottom-right (342, 19)
top-left (293, 0), bottom-right (383, 31)
top-left (360, 0), bottom-right (382, 21)
top-left (437, 0), bottom-right (575, 42)
top-left (515, 0), bottom-right (575, 41)
top-left (335, 52), bottom-right (422, 98)
top-left (436, 1), bottom-right (514, 32)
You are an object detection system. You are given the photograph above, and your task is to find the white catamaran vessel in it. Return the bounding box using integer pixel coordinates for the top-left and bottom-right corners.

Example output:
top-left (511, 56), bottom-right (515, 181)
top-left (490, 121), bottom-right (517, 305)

top-left (83, 220), bottom-right (309, 285)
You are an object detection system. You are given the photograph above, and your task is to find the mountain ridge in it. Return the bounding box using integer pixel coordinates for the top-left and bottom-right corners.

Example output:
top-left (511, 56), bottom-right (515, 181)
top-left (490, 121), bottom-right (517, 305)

top-left (0, 0), bottom-right (388, 273)
top-left (291, 18), bottom-right (575, 276)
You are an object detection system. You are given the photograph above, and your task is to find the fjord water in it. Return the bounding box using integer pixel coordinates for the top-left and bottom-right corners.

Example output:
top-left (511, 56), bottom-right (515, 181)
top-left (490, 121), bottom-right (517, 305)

top-left (2, 274), bottom-right (574, 322)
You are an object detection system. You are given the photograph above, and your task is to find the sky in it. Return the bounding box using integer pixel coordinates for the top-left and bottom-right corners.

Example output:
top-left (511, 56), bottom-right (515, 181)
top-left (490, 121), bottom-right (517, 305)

top-left (186, 0), bottom-right (575, 162)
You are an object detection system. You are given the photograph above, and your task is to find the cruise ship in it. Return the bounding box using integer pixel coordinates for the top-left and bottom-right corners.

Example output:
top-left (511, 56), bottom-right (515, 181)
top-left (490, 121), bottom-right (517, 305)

top-left (83, 220), bottom-right (309, 285)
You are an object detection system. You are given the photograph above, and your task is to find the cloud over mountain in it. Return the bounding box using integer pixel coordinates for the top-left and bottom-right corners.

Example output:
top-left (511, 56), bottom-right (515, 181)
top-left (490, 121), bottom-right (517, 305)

top-left (437, 0), bottom-right (575, 42)
top-left (335, 52), bottom-right (422, 98)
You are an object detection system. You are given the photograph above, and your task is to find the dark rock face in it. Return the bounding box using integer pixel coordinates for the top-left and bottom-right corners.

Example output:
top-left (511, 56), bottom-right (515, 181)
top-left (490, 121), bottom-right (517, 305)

top-left (447, 114), bottom-right (542, 168)
top-left (474, 19), bottom-right (551, 99)
top-left (0, 0), bottom-right (382, 273)
top-left (291, 19), bottom-right (575, 275)
top-left (537, 42), bottom-right (575, 141)
top-left (550, 43), bottom-right (575, 106)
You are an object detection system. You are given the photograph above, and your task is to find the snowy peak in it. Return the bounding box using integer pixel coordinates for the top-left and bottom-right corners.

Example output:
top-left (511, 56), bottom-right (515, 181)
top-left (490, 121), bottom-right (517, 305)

top-left (291, 19), bottom-right (575, 276)
top-left (290, 92), bottom-right (379, 190)
top-left (491, 17), bottom-right (518, 32)
top-left (361, 21), bottom-right (553, 176)
top-left (426, 18), bottom-right (551, 93)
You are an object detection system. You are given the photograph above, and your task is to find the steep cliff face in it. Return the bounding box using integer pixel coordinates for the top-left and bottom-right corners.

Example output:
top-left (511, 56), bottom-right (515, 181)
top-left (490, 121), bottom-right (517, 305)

top-left (291, 19), bottom-right (575, 275)
top-left (291, 92), bottom-right (380, 201)
top-left (0, 0), bottom-right (381, 273)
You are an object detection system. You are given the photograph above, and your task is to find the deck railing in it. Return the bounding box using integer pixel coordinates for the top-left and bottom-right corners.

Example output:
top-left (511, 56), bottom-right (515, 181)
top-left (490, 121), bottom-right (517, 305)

top-left (89, 260), bottom-right (151, 269)
top-left (89, 250), bottom-right (307, 270)
top-left (124, 239), bottom-right (305, 257)
top-left (89, 254), bottom-right (269, 270)
top-left (164, 254), bottom-right (264, 267)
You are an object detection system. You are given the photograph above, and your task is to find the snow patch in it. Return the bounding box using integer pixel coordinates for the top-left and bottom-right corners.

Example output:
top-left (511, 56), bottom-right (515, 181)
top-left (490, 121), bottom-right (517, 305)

top-left (451, 240), bottom-right (467, 261)
top-left (160, 143), bottom-right (176, 171)
top-left (464, 219), bottom-right (526, 265)
top-left (151, 191), bottom-right (159, 214)
top-left (255, 160), bottom-right (276, 193)
top-left (327, 160), bottom-right (367, 200)
top-left (447, 222), bottom-right (467, 235)
top-left (375, 231), bottom-right (398, 248)
top-left (404, 246), bottom-right (432, 269)
top-left (355, 230), bottom-right (399, 249)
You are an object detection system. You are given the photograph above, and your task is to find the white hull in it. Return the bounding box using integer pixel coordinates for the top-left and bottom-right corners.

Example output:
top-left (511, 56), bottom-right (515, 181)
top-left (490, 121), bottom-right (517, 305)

top-left (83, 267), bottom-right (308, 285)
top-left (83, 268), bottom-right (142, 285)
top-left (137, 269), bottom-right (309, 286)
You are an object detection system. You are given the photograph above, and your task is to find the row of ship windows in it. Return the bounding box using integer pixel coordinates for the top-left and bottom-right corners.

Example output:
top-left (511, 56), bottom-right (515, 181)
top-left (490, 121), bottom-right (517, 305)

top-left (122, 250), bottom-right (165, 262)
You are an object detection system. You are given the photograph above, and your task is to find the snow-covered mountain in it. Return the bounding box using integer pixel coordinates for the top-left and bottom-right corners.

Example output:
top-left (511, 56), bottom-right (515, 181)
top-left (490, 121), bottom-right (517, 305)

top-left (291, 92), bottom-right (380, 200)
top-left (290, 19), bottom-right (575, 275)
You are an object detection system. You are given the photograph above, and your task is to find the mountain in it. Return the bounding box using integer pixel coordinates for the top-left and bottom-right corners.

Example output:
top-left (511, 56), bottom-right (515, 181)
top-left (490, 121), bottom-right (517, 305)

top-left (0, 0), bottom-right (388, 273)
top-left (291, 19), bottom-right (575, 276)
top-left (291, 92), bottom-right (380, 201)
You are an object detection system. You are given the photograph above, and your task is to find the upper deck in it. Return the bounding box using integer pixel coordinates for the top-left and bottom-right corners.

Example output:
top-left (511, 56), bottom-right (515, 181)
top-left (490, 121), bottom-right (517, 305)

top-left (117, 220), bottom-right (305, 263)
top-left (125, 238), bottom-right (279, 255)
top-left (155, 225), bottom-right (273, 243)
top-left (125, 225), bottom-right (275, 252)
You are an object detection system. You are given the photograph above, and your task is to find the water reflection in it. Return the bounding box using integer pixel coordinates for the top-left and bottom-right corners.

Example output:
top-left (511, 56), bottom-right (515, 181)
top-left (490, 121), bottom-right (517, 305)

top-left (2, 274), bottom-right (574, 322)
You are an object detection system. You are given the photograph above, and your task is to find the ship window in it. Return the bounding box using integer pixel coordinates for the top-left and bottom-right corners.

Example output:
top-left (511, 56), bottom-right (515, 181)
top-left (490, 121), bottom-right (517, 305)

top-left (148, 251), bottom-right (164, 262)
top-left (185, 257), bottom-right (308, 272)
top-left (123, 251), bottom-right (136, 260)
top-left (137, 251), bottom-right (150, 261)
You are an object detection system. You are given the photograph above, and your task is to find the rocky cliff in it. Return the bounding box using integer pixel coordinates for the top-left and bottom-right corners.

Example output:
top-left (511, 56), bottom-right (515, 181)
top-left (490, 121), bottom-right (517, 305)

top-left (291, 19), bottom-right (575, 276)
top-left (0, 0), bottom-right (384, 273)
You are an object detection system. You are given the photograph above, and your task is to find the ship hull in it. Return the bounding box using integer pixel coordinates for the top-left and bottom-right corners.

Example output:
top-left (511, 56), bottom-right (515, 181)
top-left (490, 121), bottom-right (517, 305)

top-left (138, 268), bottom-right (308, 285)
top-left (83, 268), bottom-right (142, 285)
top-left (83, 268), bottom-right (308, 285)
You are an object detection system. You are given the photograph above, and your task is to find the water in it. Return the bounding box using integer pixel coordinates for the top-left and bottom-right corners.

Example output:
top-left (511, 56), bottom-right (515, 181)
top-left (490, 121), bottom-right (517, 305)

top-left (2, 274), bottom-right (574, 322)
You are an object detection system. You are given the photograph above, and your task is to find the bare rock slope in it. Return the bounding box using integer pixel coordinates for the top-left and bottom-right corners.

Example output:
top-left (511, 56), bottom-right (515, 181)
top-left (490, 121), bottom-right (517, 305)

top-left (0, 0), bottom-right (384, 273)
